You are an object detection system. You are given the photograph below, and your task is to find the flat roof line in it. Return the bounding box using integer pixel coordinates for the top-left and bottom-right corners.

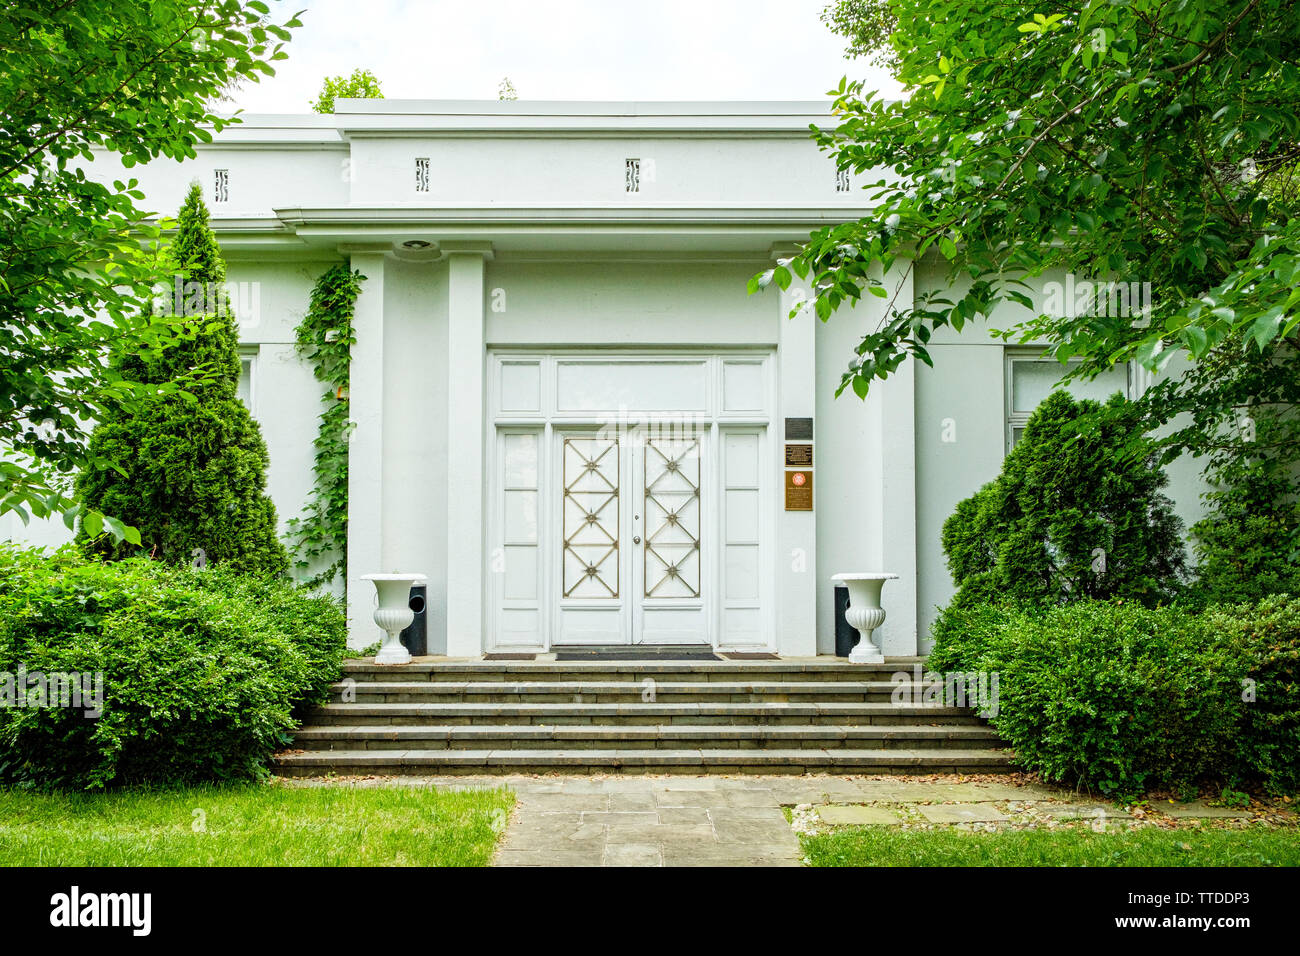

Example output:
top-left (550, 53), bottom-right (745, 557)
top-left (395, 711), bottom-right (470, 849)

top-left (330, 98), bottom-right (833, 115)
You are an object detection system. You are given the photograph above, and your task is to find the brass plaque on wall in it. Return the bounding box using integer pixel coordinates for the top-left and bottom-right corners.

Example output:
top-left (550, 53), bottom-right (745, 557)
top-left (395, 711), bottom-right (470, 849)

top-left (784, 470), bottom-right (813, 511)
top-left (784, 443), bottom-right (813, 467)
top-left (785, 417), bottom-right (814, 441)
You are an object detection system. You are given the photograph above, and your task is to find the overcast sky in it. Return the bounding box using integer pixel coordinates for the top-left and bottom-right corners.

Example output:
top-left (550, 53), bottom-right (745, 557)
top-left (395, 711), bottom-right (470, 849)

top-left (231, 0), bottom-right (903, 113)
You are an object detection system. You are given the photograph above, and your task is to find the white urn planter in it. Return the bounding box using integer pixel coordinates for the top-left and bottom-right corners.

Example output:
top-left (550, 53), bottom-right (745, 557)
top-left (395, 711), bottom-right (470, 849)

top-left (361, 573), bottom-right (428, 665)
top-left (831, 572), bottom-right (898, 664)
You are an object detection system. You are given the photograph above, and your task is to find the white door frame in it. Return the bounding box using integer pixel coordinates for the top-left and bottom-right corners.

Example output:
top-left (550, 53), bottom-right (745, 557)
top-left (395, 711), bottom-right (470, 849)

top-left (550, 425), bottom-right (711, 646)
top-left (485, 349), bottom-right (775, 653)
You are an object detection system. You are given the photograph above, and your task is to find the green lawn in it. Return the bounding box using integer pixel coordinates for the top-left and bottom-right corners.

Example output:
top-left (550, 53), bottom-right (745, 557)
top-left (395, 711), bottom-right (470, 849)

top-left (802, 825), bottom-right (1300, 867)
top-left (0, 783), bottom-right (514, 867)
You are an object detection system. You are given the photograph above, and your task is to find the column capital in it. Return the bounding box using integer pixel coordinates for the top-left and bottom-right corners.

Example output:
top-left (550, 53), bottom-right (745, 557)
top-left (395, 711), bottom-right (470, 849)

top-left (439, 240), bottom-right (495, 260)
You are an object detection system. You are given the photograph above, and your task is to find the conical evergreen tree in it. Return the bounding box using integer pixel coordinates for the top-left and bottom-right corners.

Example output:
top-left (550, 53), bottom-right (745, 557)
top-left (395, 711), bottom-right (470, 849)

top-left (941, 391), bottom-right (1186, 608)
top-left (76, 183), bottom-right (289, 575)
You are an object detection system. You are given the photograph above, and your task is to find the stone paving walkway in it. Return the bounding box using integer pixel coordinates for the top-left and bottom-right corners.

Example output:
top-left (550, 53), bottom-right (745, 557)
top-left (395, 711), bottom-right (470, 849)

top-left (281, 773), bottom-right (1273, 866)
top-left (494, 776), bottom-right (808, 866)
top-left (504, 777), bottom-right (1279, 866)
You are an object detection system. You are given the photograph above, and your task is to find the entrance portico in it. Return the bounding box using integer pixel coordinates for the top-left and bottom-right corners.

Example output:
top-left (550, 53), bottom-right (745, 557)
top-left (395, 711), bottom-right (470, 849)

top-left (337, 227), bottom-right (918, 658)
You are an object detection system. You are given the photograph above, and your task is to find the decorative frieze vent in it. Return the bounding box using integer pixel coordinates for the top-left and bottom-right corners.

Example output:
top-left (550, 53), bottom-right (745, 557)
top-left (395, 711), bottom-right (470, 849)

top-left (835, 167), bottom-right (850, 193)
top-left (415, 157), bottom-right (431, 193)
top-left (213, 168), bottom-right (230, 204)
top-left (625, 157), bottom-right (641, 193)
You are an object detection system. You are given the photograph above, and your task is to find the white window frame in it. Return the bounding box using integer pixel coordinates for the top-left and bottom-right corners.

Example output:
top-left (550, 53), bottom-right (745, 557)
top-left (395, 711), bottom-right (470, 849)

top-left (1004, 348), bottom-right (1132, 453)
top-left (237, 346), bottom-right (258, 413)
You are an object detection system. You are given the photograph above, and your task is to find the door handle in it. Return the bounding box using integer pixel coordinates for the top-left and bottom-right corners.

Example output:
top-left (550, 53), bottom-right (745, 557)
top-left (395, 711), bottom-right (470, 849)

top-left (633, 536), bottom-right (641, 544)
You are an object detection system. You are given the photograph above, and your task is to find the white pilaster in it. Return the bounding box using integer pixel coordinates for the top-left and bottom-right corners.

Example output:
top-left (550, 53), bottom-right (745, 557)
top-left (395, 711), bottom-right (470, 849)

top-left (814, 257), bottom-right (919, 657)
top-left (344, 249), bottom-right (387, 647)
top-left (775, 249), bottom-right (817, 657)
top-left (444, 244), bottom-right (493, 657)
top-left (870, 260), bottom-right (917, 655)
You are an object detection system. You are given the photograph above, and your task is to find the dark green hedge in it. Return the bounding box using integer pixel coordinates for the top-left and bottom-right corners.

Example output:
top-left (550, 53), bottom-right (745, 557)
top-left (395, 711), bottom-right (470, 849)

top-left (0, 545), bottom-right (344, 789)
top-left (928, 596), bottom-right (1300, 798)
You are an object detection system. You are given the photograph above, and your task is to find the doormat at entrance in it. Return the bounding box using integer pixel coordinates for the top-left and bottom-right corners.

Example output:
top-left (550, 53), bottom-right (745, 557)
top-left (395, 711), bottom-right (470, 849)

top-left (484, 653), bottom-right (537, 661)
top-left (554, 646), bottom-right (722, 662)
top-left (722, 652), bottom-right (780, 660)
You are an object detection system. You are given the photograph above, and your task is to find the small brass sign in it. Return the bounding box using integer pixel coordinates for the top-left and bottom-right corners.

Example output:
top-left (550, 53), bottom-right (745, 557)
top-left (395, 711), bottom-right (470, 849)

top-left (785, 470), bottom-right (813, 511)
top-left (784, 443), bottom-right (813, 467)
top-left (785, 417), bottom-right (814, 441)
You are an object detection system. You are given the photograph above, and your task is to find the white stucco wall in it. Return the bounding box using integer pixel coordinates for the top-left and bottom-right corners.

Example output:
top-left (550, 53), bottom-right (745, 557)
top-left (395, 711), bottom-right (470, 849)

top-left (484, 258), bottom-right (776, 347)
top-left (226, 258), bottom-right (339, 587)
top-left (378, 257), bottom-right (451, 649)
top-left (80, 116), bottom-right (348, 221)
top-left (910, 258), bottom-right (1213, 647)
top-left (349, 136), bottom-right (853, 208)
top-left (812, 273), bottom-right (919, 656)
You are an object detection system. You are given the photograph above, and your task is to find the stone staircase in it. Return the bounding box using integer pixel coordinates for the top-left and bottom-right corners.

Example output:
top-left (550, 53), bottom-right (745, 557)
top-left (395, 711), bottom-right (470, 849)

top-left (273, 658), bottom-right (1014, 776)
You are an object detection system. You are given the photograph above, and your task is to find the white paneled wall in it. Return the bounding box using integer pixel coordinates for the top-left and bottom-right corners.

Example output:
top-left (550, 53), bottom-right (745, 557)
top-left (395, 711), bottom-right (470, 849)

top-left (719, 429), bottom-right (765, 647)
top-left (498, 430), bottom-right (542, 647)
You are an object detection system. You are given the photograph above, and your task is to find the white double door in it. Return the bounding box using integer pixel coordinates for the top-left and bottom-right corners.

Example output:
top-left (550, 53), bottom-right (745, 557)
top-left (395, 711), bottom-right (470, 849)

top-left (556, 428), bottom-right (708, 645)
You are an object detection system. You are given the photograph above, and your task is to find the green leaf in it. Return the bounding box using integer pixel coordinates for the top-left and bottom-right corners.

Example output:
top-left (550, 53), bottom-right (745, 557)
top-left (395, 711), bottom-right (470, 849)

top-left (1182, 325), bottom-right (1208, 356)
top-left (1249, 312), bottom-right (1283, 350)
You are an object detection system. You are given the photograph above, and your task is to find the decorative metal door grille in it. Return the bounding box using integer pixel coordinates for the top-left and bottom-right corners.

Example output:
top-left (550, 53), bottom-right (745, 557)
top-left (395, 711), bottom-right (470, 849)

top-left (643, 437), bottom-right (701, 598)
top-left (562, 437), bottom-right (619, 598)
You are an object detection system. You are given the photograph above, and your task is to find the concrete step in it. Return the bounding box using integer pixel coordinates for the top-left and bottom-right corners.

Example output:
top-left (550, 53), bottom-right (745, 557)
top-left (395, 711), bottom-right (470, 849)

top-left (341, 660), bottom-right (927, 683)
top-left (272, 746), bottom-right (1016, 776)
top-left (291, 723), bottom-right (1004, 751)
top-left (294, 658), bottom-right (1006, 775)
top-left (329, 679), bottom-right (936, 704)
top-left (305, 701), bottom-right (986, 726)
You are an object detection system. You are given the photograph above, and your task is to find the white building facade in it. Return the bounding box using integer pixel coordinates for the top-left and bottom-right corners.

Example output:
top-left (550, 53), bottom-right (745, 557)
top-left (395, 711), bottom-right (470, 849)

top-left (2, 100), bottom-right (1208, 655)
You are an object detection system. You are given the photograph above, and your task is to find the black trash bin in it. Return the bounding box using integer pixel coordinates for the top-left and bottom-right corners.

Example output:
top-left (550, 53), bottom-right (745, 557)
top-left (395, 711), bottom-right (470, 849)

top-left (834, 585), bottom-right (859, 657)
top-left (399, 585), bottom-right (428, 657)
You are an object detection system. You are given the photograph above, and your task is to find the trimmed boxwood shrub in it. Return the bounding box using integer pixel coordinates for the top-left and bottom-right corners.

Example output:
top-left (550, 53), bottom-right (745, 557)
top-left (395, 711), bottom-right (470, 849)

top-left (928, 597), bottom-right (1300, 797)
top-left (1205, 596), bottom-right (1300, 795)
top-left (0, 545), bottom-right (344, 789)
top-left (983, 602), bottom-right (1248, 797)
top-left (925, 601), bottom-right (1030, 674)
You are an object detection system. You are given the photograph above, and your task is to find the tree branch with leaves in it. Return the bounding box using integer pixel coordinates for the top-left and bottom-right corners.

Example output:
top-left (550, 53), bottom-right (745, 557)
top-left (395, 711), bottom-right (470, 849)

top-left (0, 0), bottom-right (301, 534)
